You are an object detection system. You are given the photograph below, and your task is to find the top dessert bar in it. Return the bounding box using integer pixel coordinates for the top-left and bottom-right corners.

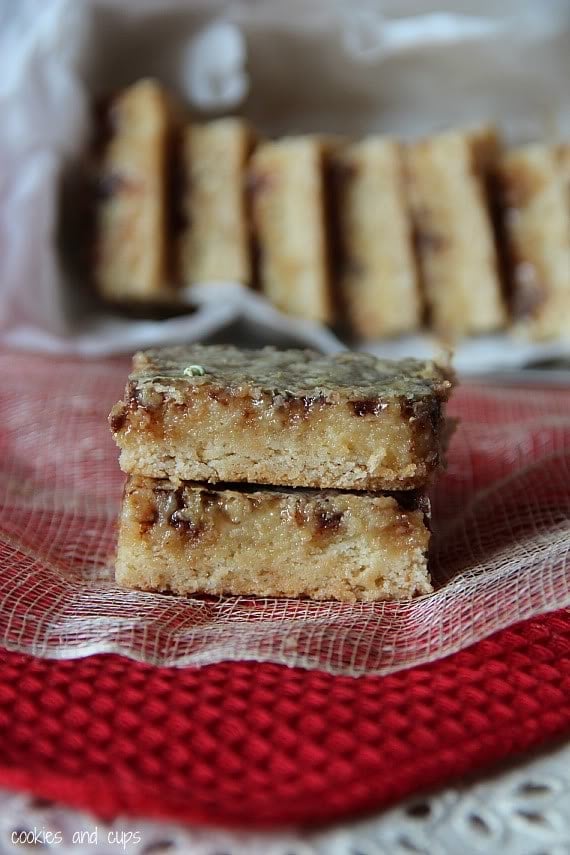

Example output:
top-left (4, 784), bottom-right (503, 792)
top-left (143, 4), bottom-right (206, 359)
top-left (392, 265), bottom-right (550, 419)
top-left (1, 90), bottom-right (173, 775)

top-left (110, 345), bottom-right (453, 490)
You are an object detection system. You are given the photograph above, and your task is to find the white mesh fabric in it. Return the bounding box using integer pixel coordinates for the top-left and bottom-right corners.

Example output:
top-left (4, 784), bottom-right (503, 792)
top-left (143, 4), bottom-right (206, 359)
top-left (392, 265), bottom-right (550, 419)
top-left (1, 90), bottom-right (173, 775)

top-left (0, 350), bottom-right (569, 676)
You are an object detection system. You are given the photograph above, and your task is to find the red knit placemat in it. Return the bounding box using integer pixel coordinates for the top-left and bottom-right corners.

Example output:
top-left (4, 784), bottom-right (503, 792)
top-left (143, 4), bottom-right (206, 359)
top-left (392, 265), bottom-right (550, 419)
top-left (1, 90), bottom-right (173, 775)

top-left (0, 606), bottom-right (568, 828)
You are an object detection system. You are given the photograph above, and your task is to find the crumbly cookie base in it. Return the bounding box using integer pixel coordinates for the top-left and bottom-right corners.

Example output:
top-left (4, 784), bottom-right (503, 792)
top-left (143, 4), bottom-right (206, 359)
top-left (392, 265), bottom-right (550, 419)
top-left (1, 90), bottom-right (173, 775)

top-left (116, 476), bottom-right (432, 602)
top-left (115, 397), bottom-right (439, 490)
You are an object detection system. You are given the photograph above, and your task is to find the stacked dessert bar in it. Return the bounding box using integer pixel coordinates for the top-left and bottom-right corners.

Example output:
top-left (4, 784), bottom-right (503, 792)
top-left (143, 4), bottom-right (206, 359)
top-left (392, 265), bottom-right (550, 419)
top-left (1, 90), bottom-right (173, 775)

top-left (110, 345), bottom-right (453, 602)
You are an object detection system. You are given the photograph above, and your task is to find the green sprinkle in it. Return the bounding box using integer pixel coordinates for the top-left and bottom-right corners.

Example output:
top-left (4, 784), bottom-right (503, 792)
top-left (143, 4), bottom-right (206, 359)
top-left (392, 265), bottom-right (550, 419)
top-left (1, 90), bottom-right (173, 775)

top-left (184, 364), bottom-right (206, 377)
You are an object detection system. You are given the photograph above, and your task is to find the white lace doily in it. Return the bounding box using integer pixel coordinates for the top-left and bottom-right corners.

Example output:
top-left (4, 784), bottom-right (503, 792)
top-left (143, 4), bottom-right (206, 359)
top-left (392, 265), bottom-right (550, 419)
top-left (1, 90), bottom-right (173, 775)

top-left (2, 740), bottom-right (569, 854)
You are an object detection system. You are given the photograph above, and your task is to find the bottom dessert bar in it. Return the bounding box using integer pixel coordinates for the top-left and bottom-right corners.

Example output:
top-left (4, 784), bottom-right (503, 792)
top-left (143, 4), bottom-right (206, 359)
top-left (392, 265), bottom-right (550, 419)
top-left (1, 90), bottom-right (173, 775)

top-left (116, 477), bottom-right (432, 602)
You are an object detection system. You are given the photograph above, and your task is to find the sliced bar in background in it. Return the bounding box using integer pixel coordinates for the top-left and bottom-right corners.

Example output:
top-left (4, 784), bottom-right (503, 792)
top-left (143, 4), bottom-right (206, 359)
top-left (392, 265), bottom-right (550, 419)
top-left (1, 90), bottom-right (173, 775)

top-left (95, 79), bottom-right (178, 304)
top-left (333, 137), bottom-right (422, 339)
top-left (405, 126), bottom-right (507, 338)
top-left (249, 137), bottom-right (334, 324)
top-left (178, 118), bottom-right (254, 288)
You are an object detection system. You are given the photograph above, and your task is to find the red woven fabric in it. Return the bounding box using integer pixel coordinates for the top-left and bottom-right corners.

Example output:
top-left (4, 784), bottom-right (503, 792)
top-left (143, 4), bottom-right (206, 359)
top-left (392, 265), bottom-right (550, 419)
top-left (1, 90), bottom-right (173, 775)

top-left (1, 350), bottom-right (569, 824)
top-left (0, 607), bottom-right (569, 828)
